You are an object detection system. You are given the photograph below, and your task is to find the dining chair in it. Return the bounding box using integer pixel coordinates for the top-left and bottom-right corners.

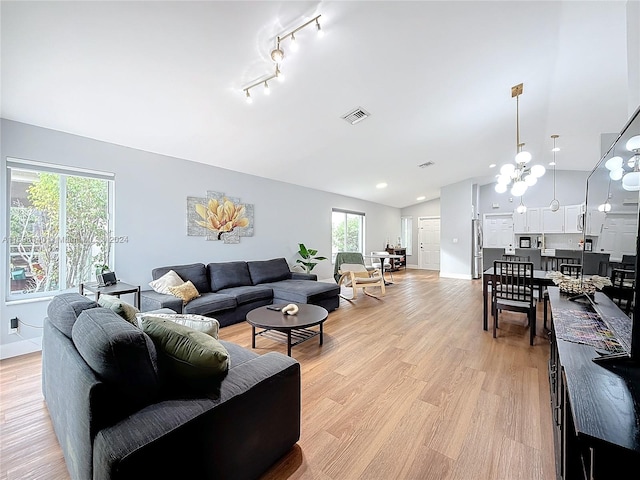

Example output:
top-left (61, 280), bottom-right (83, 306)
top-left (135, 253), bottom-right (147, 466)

top-left (543, 263), bottom-right (582, 330)
top-left (603, 268), bottom-right (635, 315)
top-left (545, 256), bottom-right (581, 272)
top-left (336, 263), bottom-right (385, 299)
top-left (502, 254), bottom-right (530, 262)
top-left (371, 251), bottom-right (393, 282)
top-left (492, 260), bottom-right (537, 345)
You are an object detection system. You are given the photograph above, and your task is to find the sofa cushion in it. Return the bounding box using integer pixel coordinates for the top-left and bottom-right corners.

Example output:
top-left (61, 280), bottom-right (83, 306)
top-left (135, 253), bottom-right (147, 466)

top-left (217, 285), bottom-right (273, 306)
top-left (264, 279), bottom-right (341, 304)
top-left (247, 258), bottom-right (291, 285)
top-left (137, 313), bottom-right (219, 338)
top-left (47, 292), bottom-right (100, 338)
top-left (149, 269), bottom-right (184, 294)
top-left (72, 308), bottom-right (160, 410)
top-left (168, 280), bottom-right (200, 304)
top-left (141, 316), bottom-right (229, 388)
top-left (207, 261), bottom-right (253, 291)
top-left (97, 294), bottom-right (140, 325)
top-left (182, 292), bottom-right (237, 316)
top-left (152, 263), bottom-right (210, 294)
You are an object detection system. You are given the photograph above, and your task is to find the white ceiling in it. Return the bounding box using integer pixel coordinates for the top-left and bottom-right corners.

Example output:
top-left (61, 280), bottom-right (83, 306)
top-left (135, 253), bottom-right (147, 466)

top-left (1, 1), bottom-right (634, 208)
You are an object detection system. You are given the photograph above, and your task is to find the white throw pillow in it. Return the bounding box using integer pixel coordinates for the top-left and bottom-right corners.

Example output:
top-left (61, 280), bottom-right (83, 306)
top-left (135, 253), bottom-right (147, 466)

top-left (136, 313), bottom-right (220, 338)
top-left (149, 270), bottom-right (184, 295)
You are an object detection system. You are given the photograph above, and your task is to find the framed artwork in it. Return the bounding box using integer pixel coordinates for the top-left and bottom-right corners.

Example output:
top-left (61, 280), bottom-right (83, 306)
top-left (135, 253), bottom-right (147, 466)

top-left (187, 191), bottom-right (254, 244)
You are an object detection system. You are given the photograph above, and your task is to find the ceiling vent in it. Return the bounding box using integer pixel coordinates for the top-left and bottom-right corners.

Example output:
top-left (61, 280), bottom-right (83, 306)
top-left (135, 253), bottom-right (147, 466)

top-left (418, 161), bottom-right (435, 168)
top-left (341, 107), bottom-right (371, 125)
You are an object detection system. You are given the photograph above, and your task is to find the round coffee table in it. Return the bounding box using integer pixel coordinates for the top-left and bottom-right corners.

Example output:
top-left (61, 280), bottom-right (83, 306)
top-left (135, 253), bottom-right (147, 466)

top-left (246, 304), bottom-right (328, 356)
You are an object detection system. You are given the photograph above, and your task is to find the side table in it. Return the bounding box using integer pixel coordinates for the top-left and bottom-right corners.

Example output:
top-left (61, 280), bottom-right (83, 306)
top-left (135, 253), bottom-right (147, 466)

top-left (79, 281), bottom-right (141, 308)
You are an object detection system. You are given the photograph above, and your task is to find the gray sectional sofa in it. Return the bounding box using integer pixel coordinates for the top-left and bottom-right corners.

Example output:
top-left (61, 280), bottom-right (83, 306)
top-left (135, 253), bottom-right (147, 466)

top-left (140, 257), bottom-right (340, 327)
top-left (42, 292), bottom-right (301, 480)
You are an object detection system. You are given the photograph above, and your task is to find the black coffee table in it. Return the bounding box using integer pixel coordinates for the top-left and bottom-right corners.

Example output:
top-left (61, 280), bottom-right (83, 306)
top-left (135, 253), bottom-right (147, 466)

top-left (246, 304), bottom-right (328, 356)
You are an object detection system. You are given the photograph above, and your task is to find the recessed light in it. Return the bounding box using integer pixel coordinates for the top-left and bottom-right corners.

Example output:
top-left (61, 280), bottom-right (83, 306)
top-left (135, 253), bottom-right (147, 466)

top-left (489, 163), bottom-right (496, 168)
top-left (376, 183), bottom-right (387, 189)
top-left (416, 196), bottom-right (426, 201)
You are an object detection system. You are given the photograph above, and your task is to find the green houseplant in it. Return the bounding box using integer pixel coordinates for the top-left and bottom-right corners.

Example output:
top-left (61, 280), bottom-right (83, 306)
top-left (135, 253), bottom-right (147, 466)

top-left (295, 243), bottom-right (327, 274)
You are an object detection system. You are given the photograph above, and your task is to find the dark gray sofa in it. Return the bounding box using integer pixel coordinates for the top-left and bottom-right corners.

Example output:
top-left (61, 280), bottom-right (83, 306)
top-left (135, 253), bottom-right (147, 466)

top-left (42, 292), bottom-right (301, 480)
top-left (140, 257), bottom-right (340, 327)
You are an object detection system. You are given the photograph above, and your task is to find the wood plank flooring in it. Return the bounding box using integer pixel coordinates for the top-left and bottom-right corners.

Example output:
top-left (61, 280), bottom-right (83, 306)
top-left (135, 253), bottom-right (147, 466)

top-left (0, 269), bottom-right (555, 480)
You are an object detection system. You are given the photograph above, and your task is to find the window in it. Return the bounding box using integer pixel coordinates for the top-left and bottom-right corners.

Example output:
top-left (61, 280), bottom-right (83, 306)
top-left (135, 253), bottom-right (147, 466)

top-left (7, 159), bottom-right (114, 299)
top-left (401, 216), bottom-right (413, 255)
top-left (331, 209), bottom-right (365, 262)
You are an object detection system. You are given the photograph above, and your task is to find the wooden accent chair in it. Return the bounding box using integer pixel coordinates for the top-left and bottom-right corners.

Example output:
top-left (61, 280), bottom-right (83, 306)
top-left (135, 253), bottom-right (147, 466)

top-left (334, 252), bottom-right (385, 300)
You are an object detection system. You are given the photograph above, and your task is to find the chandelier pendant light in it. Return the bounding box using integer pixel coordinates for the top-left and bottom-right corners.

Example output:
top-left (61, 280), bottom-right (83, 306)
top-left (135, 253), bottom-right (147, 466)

top-left (495, 83), bottom-right (546, 195)
top-left (243, 14), bottom-right (322, 103)
top-left (549, 134), bottom-right (560, 211)
top-left (603, 134), bottom-right (640, 191)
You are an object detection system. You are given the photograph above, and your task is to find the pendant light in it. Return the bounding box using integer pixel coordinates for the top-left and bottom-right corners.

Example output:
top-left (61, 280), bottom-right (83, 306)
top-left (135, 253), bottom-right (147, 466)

top-left (549, 134), bottom-right (560, 211)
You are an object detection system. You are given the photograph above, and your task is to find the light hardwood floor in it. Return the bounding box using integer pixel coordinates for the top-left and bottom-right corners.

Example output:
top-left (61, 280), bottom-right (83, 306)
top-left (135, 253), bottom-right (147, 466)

top-left (0, 269), bottom-right (555, 480)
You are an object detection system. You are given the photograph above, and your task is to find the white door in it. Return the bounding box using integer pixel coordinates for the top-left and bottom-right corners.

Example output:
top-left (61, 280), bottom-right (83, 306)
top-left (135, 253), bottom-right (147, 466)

top-left (418, 217), bottom-right (440, 270)
top-left (483, 214), bottom-right (513, 248)
top-left (600, 213), bottom-right (638, 258)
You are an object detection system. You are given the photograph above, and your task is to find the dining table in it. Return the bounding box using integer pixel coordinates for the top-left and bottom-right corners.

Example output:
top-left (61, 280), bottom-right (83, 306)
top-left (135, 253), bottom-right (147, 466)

top-left (364, 253), bottom-right (404, 285)
top-left (482, 266), bottom-right (555, 331)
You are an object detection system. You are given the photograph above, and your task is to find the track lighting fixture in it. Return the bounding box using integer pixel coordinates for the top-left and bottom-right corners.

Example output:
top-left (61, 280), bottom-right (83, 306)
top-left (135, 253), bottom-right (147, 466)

top-left (243, 14), bottom-right (322, 104)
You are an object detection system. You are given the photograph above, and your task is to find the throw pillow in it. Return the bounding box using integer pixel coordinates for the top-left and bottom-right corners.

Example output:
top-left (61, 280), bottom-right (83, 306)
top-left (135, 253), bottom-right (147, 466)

top-left (168, 280), bottom-right (200, 304)
top-left (136, 313), bottom-right (219, 338)
top-left (149, 269), bottom-right (184, 295)
top-left (141, 317), bottom-right (229, 386)
top-left (97, 294), bottom-right (140, 325)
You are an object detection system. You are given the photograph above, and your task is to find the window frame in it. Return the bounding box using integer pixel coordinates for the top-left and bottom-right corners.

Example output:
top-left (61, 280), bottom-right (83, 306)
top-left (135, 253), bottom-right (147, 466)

top-left (6, 158), bottom-right (115, 301)
top-left (331, 208), bottom-right (365, 263)
top-left (401, 216), bottom-right (413, 256)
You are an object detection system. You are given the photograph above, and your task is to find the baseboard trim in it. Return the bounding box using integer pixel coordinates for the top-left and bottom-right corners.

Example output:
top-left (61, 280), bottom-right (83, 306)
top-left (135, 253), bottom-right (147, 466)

top-left (439, 272), bottom-right (472, 280)
top-left (0, 337), bottom-right (42, 360)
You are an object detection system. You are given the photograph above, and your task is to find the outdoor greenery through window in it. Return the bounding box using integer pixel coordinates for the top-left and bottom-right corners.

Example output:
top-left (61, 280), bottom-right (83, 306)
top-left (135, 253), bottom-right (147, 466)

top-left (7, 159), bottom-right (114, 298)
top-left (331, 209), bottom-right (364, 263)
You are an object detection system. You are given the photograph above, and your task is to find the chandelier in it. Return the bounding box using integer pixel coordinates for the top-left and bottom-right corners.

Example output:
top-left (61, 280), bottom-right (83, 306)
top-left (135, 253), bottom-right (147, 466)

top-left (495, 83), bottom-right (546, 195)
top-left (604, 135), bottom-right (640, 191)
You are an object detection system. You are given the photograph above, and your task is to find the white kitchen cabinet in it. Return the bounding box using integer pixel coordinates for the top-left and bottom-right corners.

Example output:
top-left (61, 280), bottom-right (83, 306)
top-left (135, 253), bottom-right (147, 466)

top-left (564, 204), bottom-right (583, 233)
top-left (513, 207), bottom-right (542, 233)
top-left (586, 209), bottom-right (606, 235)
top-left (542, 206), bottom-right (565, 233)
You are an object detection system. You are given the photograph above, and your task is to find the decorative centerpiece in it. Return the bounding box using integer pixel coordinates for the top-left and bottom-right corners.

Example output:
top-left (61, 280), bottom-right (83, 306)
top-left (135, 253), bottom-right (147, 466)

top-left (546, 271), bottom-right (611, 295)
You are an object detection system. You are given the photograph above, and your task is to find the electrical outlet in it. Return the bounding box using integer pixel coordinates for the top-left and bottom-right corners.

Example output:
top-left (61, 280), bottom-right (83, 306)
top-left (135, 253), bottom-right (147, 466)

top-left (9, 317), bottom-right (18, 335)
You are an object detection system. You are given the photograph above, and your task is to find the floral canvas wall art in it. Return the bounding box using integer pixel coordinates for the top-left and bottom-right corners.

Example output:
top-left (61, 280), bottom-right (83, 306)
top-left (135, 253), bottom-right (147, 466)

top-left (187, 191), bottom-right (254, 244)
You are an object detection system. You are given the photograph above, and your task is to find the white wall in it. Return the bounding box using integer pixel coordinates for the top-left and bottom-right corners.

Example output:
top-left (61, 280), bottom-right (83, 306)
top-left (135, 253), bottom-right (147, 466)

top-left (0, 119), bottom-right (400, 358)
top-left (440, 179), bottom-right (473, 279)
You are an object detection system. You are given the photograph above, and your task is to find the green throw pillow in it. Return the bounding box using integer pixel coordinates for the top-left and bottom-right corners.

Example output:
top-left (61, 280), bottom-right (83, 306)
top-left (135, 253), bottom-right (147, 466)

top-left (141, 317), bottom-right (229, 385)
top-left (97, 294), bottom-right (140, 325)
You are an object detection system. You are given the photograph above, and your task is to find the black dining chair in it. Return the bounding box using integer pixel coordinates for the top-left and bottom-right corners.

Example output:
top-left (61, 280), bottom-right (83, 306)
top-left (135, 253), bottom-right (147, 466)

top-left (502, 254), bottom-right (530, 262)
top-left (543, 263), bottom-right (583, 330)
top-left (603, 268), bottom-right (635, 315)
top-left (492, 260), bottom-right (537, 346)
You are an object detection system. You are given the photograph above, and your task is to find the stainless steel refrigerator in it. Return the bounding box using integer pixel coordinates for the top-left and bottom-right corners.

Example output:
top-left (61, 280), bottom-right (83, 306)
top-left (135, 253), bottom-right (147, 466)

top-left (472, 219), bottom-right (483, 279)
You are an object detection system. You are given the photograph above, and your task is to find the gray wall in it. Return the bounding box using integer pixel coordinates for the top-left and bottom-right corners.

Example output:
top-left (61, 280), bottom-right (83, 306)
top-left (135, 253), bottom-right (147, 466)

top-left (0, 119), bottom-right (400, 358)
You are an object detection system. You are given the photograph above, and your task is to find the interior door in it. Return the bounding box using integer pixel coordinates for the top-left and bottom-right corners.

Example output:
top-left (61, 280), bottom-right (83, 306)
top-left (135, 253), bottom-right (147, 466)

top-left (418, 217), bottom-right (440, 270)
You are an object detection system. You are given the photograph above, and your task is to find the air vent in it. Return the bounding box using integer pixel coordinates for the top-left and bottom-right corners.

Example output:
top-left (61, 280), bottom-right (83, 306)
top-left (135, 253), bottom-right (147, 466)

top-left (341, 107), bottom-right (371, 125)
top-left (623, 197), bottom-right (639, 205)
top-left (418, 161), bottom-right (435, 168)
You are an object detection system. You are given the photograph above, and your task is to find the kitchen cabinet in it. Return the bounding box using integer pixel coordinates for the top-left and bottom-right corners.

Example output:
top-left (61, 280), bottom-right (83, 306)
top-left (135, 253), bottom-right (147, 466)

top-left (513, 207), bottom-right (541, 233)
top-left (564, 204), bottom-right (583, 233)
top-left (542, 206), bottom-right (565, 233)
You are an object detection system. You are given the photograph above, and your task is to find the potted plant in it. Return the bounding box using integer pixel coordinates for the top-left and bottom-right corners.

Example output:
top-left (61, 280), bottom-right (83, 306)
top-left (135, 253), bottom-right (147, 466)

top-left (95, 263), bottom-right (110, 277)
top-left (295, 243), bottom-right (327, 274)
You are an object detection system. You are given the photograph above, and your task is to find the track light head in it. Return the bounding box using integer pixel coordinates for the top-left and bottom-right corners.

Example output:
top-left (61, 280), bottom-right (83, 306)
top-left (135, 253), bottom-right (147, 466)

top-left (263, 81), bottom-right (270, 95)
top-left (289, 33), bottom-right (299, 52)
top-left (245, 90), bottom-right (252, 104)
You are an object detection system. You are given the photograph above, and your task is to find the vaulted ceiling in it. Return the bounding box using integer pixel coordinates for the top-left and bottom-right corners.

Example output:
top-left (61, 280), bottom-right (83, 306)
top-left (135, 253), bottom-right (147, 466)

top-left (1, 1), bottom-right (634, 208)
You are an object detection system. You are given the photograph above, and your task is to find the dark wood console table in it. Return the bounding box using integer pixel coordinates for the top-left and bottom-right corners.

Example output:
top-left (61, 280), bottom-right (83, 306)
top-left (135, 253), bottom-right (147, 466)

top-left (547, 287), bottom-right (640, 479)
